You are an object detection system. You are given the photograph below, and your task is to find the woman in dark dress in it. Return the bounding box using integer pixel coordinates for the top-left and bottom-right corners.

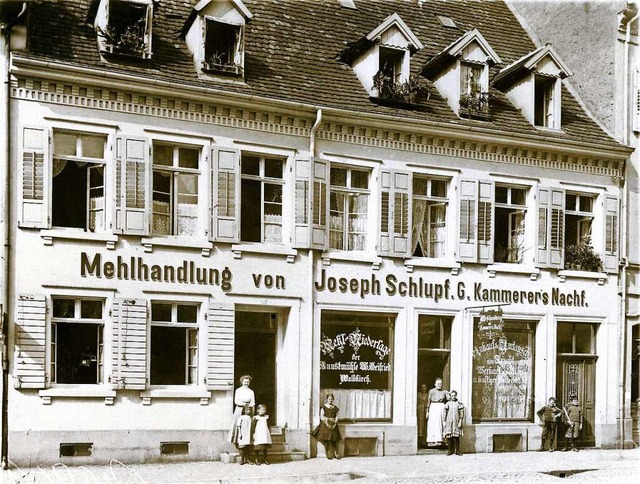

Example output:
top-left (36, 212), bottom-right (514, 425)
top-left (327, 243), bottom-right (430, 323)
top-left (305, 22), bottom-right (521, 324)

top-left (316, 393), bottom-right (342, 459)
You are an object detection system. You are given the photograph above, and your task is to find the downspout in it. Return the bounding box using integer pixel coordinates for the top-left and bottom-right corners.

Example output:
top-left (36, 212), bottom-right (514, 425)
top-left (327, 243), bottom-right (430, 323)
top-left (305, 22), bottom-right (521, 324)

top-left (307, 108), bottom-right (322, 455)
top-left (1, 1), bottom-right (28, 469)
top-left (619, 5), bottom-right (638, 449)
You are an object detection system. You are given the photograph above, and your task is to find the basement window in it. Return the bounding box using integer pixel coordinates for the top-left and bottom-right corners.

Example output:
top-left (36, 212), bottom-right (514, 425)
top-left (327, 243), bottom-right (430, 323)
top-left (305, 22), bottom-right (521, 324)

top-left (203, 18), bottom-right (243, 75)
top-left (161, 442), bottom-right (189, 455)
top-left (60, 443), bottom-right (93, 457)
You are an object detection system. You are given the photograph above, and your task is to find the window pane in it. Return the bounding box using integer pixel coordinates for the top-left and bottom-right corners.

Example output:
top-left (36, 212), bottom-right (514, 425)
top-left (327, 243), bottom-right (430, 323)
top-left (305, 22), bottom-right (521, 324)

top-left (418, 316), bottom-right (452, 349)
top-left (150, 327), bottom-right (187, 385)
top-left (330, 167), bottom-right (347, 187)
top-left (496, 186), bottom-right (508, 204)
top-left (152, 303), bottom-right (172, 322)
top-left (575, 324), bottom-right (595, 354)
top-left (154, 145), bottom-right (173, 166)
top-left (580, 196), bottom-right (593, 213)
top-left (511, 188), bottom-right (527, 206)
top-left (431, 179), bottom-right (447, 198)
top-left (53, 133), bottom-right (77, 157)
top-left (413, 177), bottom-right (428, 196)
top-left (80, 300), bottom-right (102, 319)
top-left (56, 323), bottom-right (100, 384)
top-left (351, 170), bottom-right (368, 189)
top-left (177, 304), bottom-right (198, 323)
top-left (566, 194), bottom-right (577, 211)
top-left (82, 135), bottom-right (105, 159)
top-left (178, 147), bottom-right (199, 169)
top-left (53, 298), bottom-right (75, 318)
top-left (557, 323), bottom-right (573, 353)
top-left (264, 158), bottom-right (283, 179)
top-left (241, 155), bottom-right (260, 175)
top-left (264, 183), bottom-right (282, 205)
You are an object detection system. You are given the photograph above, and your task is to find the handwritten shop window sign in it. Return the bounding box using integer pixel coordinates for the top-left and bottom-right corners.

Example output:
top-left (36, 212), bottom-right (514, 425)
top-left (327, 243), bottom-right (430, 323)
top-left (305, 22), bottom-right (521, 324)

top-left (472, 317), bottom-right (535, 421)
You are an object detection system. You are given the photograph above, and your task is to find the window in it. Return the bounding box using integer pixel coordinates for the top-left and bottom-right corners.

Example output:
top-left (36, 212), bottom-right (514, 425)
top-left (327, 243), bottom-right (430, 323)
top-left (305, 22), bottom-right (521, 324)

top-left (152, 143), bottom-right (200, 237)
top-left (534, 75), bottom-right (556, 128)
top-left (51, 298), bottom-right (104, 385)
top-left (461, 62), bottom-right (483, 96)
top-left (557, 323), bottom-right (597, 355)
top-left (565, 193), bottom-right (594, 246)
top-left (52, 131), bottom-right (107, 231)
top-left (320, 311), bottom-right (394, 420)
top-left (418, 315), bottom-right (452, 390)
top-left (494, 186), bottom-right (527, 263)
top-left (150, 302), bottom-right (198, 386)
top-left (472, 320), bottom-right (535, 421)
top-left (330, 167), bottom-right (369, 251)
top-left (101, 0), bottom-right (152, 58)
top-left (204, 19), bottom-right (242, 74)
top-left (379, 47), bottom-right (404, 85)
top-left (412, 177), bottom-right (448, 258)
top-left (240, 154), bottom-right (284, 243)
top-left (460, 62), bottom-right (490, 118)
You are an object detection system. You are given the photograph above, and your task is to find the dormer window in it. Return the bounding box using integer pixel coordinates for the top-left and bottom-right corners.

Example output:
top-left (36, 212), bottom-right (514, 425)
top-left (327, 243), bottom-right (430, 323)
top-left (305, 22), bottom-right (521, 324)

top-left (459, 62), bottom-right (490, 119)
top-left (534, 75), bottom-right (557, 128)
top-left (203, 19), bottom-right (242, 75)
top-left (379, 47), bottom-right (404, 84)
top-left (97, 0), bottom-right (153, 59)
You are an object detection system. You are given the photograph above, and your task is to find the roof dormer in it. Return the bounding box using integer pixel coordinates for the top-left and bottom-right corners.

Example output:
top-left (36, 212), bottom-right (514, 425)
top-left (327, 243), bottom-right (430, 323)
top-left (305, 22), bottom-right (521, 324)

top-left (493, 44), bottom-right (573, 130)
top-left (93, 0), bottom-right (153, 59)
top-left (340, 13), bottom-right (427, 104)
top-left (181, 0), bottom-right (252, 77)
top-left (422, 29), bottom-right (501, 119)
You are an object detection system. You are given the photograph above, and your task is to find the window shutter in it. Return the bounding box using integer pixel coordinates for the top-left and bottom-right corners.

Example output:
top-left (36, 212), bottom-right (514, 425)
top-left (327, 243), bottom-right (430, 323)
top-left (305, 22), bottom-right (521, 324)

top-left (114, 136), bottom-right (150, 235)
top-left (310, 158), bottom-right (329, 250)
top-left (457, 178), bottom-right (478, 262)
top-left (18, 126), bottom-right (50, 228)
top-left (379, 170), bottom-right (411, 257)
top-left (111, 298), bottom-right (148, 390)
top-left (604, 195), bottom-right (619, 273)
top-left (536, 186), bottom-right (550, 268)
top-left (293, 158), bottom-right (311, 248)
top-left (548, 188), bottom-right (565, 269)
top-left (14, 294), bottom-right (47, 389)
top-left (206, 302), bottom-right (235, 390)
top-left (211, 147), bottom-right (240, 243)
top-left (477, 180), bottom-right (494, 264)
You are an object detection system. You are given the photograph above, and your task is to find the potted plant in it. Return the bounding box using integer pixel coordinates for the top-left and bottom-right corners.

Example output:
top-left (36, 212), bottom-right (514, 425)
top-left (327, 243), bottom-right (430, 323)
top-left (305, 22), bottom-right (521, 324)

top-left (98, 17), bottom-right (148, 57)
top-left (372, 72), bottom-right (431, 106)
top-left (203, 51), bottom-right (240, 75)
top-left (565, 242), bottom-right (603, 272)
top-left (459, 92), bottom-right (492, 119)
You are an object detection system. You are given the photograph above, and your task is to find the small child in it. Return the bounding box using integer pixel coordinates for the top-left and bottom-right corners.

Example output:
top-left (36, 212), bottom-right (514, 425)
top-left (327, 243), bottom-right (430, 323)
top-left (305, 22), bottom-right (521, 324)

top-left (236, 405), bottom-right (254, 465)
top-left (442, 390), bottom-right (464, 456)
top-left (315, 393), bottom-right (342, 460)
top-left (252, 404), bottom-right (273, 465)
top-left (537, 397), bottom-right (562, 452)
top-left (562, 393), bottom-right (583, 452)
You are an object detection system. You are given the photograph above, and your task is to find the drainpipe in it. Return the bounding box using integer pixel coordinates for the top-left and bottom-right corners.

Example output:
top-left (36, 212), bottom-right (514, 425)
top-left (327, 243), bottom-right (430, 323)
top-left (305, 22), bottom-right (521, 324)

top-left (307, 108), bottom-right (322, 455)
top-left (1, 1), bottom-right (28, 469)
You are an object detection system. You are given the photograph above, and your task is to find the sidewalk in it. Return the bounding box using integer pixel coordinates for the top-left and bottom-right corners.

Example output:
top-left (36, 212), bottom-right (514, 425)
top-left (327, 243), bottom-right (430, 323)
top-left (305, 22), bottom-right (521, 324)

top-left (3, 448), bottom-right (639, 484)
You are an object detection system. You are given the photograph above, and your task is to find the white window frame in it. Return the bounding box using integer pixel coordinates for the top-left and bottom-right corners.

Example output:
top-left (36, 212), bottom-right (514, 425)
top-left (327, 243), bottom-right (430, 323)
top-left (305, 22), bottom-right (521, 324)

top-left (202, 16), bottom-right (244, 74)
top-left (329, 165), bottom-right (371, 251)
top-left (534, 75), bottom-right (558, 129)
top-left (412, 176), bottom-right (449, 258)
top-left (495, 185), bottom-right (528, 264)
top-left (565, 192), bottom-right (595, 246)
top-left (102, 0), bottom-right (153, 59)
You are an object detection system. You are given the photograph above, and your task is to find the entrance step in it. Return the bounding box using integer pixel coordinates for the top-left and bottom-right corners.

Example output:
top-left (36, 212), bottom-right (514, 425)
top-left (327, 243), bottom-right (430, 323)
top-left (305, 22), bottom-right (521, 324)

top-left (221, 451), bottom-right (306, 464)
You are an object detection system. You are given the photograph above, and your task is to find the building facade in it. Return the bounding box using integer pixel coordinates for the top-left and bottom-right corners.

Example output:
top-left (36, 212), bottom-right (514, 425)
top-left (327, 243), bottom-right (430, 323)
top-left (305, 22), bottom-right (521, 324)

top-left (0, 0), bottom-right (634, 466)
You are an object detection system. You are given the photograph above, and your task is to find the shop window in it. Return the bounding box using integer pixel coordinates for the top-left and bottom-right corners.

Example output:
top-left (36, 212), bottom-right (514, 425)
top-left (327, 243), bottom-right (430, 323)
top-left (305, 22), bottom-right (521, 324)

top-left (412, 177), bottom-right (448, 258)
top-left (557, 323), bottom-right (597, 355)
top-left (494, 186), bottom-right (527, 263)
top-left (52, 131), bottom-right (107, 231)
top-left (203, 19), bottom-right (243, 75)
top-left (51, 298), bottom-right (104, 385)
top-left (534, 75), bottom-right (557, 128)
top-left (330, 167), bottom-right (370, 250)
top-left (418, 315), bottom-right (452, 391)
top-left (472, 320), bottom-right (535, 421)
top-left (240, 154), bottom-right (284, 243)
top-left (152, 143), bottom-right (200, 237)
top-left (150, 302), bottom-right (199, 386)
top-left (320, 311), bottom-right (394, 420)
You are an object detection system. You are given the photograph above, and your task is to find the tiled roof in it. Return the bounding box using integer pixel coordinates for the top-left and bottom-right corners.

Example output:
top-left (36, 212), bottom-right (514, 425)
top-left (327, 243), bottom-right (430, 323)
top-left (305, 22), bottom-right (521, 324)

top-left (18, 0), bottom-right (624, 150)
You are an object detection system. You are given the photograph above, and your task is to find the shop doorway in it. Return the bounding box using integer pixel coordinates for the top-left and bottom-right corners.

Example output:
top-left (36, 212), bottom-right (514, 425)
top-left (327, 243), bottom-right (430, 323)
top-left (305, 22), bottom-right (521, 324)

top-left (556, 322), bottom-right (598, 447)
top-left (234, 311), bottom-right (277, 423)
top-left (417, 315), bottom-right (452, 449)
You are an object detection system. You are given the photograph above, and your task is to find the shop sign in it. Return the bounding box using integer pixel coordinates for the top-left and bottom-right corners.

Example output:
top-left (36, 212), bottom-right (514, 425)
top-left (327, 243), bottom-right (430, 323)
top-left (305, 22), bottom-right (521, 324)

top-left (319, 326), bottom-right (391, 389)
top-left (478, 308), bottom-right (503, 340)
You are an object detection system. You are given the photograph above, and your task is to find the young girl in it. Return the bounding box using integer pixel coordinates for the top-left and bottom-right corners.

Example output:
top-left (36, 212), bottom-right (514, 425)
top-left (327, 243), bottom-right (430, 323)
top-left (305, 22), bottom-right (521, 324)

top-left (442, 390), bottom-right (464, 456)
top-left (235, 405), bottom-right (254, 465)
top-left (252, 404), bottom-right (272, 465)
top-left (316, 393), bottom-right (342, 460)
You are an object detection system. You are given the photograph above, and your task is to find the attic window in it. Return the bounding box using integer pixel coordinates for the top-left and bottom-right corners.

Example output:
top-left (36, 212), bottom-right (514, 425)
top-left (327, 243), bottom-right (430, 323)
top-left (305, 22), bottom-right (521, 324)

top-left (100, 0), bottom-right (152, 59)
top-left (534, 75), bottom-right (557, 128)
top-left (338, 0), bottom-right (357, 9)
top-left (460, 62), bottom-right (490, 119)
top-left (203, 19), bottom-right (242, 75)
top-left (379, 47), bottom-right (404, 84)
top-left (436, 15), bottom-right (457, 28)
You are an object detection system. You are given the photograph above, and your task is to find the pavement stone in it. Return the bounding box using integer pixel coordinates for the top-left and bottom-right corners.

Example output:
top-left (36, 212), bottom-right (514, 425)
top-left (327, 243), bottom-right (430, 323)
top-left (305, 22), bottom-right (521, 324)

top-left (2, 448), bottom-right (638, 484)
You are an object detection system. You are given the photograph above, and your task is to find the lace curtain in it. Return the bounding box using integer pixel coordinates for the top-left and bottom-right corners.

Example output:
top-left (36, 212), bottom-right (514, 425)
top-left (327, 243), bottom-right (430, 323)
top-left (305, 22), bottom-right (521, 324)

top-left (323, 389), bottom-right (391, 419)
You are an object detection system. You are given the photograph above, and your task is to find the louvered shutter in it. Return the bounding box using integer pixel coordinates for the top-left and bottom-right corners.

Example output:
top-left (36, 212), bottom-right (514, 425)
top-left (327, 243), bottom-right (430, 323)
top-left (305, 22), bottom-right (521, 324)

top-left (379, 170), bottom-right (392, 255)
top-left (211, 147), bottom-right (240, 243)
top-left (477, 180), bottom-right (494, 263)
top-left (111, 298), bottom-right (148, 390)
top-left (457, 178), bottom-right (478, 262)
top-left (293, 158), bottom-right (311, 248)
top-left (114, 136), bottom-right (150, 235)
top-left (379, 170), bottom-right (411, 257)
top-left (14, 294), bottom-right (47, 389)
top-left (604, 196), bottom-right (619, 273)
top-left (18, 126), bottom-right (50, 228)
top-left (206, 302), bottom-right (235, 390)
top-left (310, 158), bottom-right (329, 249)
top-left (536, 187), bottom-right (550, 267)
top-left (548, 188), bottom-right (565, 269)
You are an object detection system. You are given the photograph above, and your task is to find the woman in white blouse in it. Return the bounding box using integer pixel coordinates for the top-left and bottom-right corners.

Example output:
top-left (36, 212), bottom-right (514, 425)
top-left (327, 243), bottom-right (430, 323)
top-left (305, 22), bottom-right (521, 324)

top-left (228, 375), bottom-right (256, 444)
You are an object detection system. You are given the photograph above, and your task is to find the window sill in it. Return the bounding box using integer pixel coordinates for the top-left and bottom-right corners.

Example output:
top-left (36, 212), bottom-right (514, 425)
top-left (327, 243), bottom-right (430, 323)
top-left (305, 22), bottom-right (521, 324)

top-left (40, 229), bottom-right (118, 249)
top-left (141, 237), bottom-right (213, 256)
top-left (140, 387), bottom-right (212, 405)
top-left (231, 244), bottom-right (297, 263)
top-left (39, 386), bottom-right (116, 405)
top-left (487, 264), bottom-right (540, 281)
top-left (321, 250), bottom-right (383, 270)
top-left (557, 270), bottom-right (607, 285)
top-left (404, 258), bottom-right (461, 275)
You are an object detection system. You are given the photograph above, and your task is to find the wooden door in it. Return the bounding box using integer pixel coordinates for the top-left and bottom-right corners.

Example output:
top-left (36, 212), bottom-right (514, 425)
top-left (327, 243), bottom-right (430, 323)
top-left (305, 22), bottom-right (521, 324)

top-left (556, 357), bottom-right (596, 446)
